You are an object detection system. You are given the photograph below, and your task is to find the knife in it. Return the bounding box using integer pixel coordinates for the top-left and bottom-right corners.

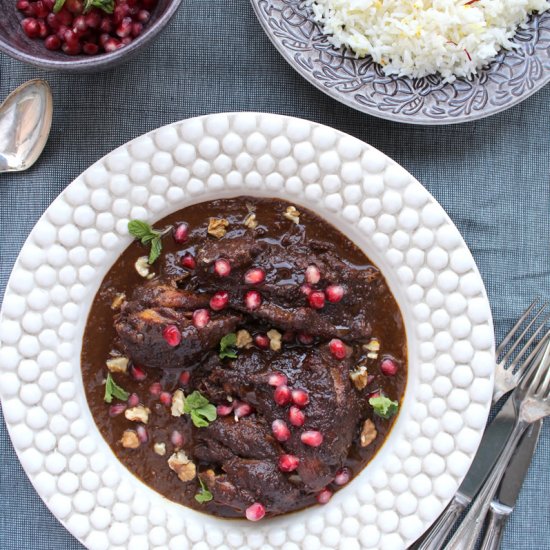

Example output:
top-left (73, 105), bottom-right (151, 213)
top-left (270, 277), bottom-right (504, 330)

top-left (415, 395), bottom-right (518, 550)
top-left (478, 420), bottom-right (542, 550)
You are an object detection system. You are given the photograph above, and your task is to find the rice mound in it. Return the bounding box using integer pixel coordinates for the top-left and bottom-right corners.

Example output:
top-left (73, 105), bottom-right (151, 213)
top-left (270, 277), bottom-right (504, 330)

top-left (308, 0), bottom-right (550, 82)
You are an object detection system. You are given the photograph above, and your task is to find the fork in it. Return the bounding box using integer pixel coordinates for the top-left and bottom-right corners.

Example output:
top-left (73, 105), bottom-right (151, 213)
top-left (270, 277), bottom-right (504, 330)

top-left (415, 300), bottom-right (550, 550)
top-left (444, 339), bottom-right (550, 550)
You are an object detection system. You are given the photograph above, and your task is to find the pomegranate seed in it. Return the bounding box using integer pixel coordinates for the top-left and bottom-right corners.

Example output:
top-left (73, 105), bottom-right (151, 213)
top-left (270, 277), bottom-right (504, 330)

top-left (113, 3), bottom-right (129, 23)
top-left (234, 401), bottom-right (252, 420)
top-left (149, 382), bottom-right (162, 396)
top-left (316, 488), bottom-right (333, 504)
top-left (301, 430), bottom-right (324, 447)
top-left (289, 406), bottom-right (305, 427)
top-left (62, 42), bottom-right (81, 56)
top-left (162, 325), bottom-right (181, 347)
top-left (16, 0), bottom-right (30, 10)
top-left (131, 22), bottom-right (143, 37)
top-left (216, 403), bottom-right (234, 416)
top-left (85, 11), bottom-right (101, 28)
top-left (254, 334), bottom-right (270, 349)
top-left (21, 18), bottom-right (40, 38)
top-left (34, 1), bottom-right (49, 17)
top-left (103, 38), bottom-right (121, 52)
top-left (99, 17), bottom-right (113, 33)
top-left (46, 13), bottom-right (60, 30)
top-left (121, 35), bottom-right (132, 45)
top-left (56, 25), bottom-right (68, 40)
top-left (305, 265), bottom-right (321, 285)
top-left (160, 392), bottom-right (172, 406)
top-left (63, 28), bottom-right (78, 46)
top-left (210, 290), bottom-right (229, 311)
top-left (298, 332), bottom-right (313, 345)
top-left (380, 358), bottom-right (399, 376)
top-left (180, 253), bottom-right (196, 269)
top-left (108, 403), bottom-right (127, 417)
top-left (300, 284), bottom-right (312, 296)
top-left (44, 35), bottom-right (61, 50)
top-left (329, 338), bottom-right (347, 360)
top-left (334, 467), bottom-right (351, 486)
top-left (136, 425), bottom-right (148, 443)
top-left (369, 391), bottom-right (381, 400)
top-left (137, 9), bottom-right (150, 23)
top-left (179, 371), bottom-right (190, 385)
top-left (278, 454), bottom-right (300, 472)
top-left (272, 419), bottom-right (290, 441)
top-left (65, 0), bottom-right (83, 14)
top-left (192, 309), bottom-right (210, 329)
top-left (56, 9), bottom-right (73, 25)
top-left (268, 372), bottom-right (288, 387)
top-left (273, 385), bottom-right (291, 406)
top-left (245, 502), bottom-right (266, 522)
top-left (282, 330), bottom-right (295, 342)
top-left (116, 16), bottom-right (132, 38)
top-left (244, 267), bottom-right (265, 285)
top-left (72, 14), bottom-right (87, 32)
top-left (129, 364), bottom-right (147, 381)
top-left (171, 430), bottom-right (183, 448)
top-left (37, 20), bottom-right (48, 38)
top-left (308, 291), bottom-right (325, 309)
top-left (83, 42), bottom-right (99, 55)
top-left (127, 393), bottom-right (140, 407)
top-left (245, 290), bottom-right (262, 311)
top-left (214, 258), bottom-right (231, 277)
top-left (43, 0), bottom-right (55, 8)
top-left (291, 389), bottom-right (310, 408)
top-left (325, 284), bottom-right (345, 303)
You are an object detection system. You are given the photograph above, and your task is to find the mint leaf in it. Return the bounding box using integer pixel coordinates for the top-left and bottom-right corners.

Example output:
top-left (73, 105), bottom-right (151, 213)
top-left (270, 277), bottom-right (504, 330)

top-left (149, 237), bottom-right (162, 264)
top-left (104, 373), bottom-right (129, 404)
top-left (369, 395), bottom-right (399, 419)
top-left (183, 391), bottom-right (217, 428)
top-left (83, 0), bottom-right (114, 13)
top-left (184, 391), bottom-right (210, 412)
top-left (128, 220), bottom-right (164, 265)
top-left (195, 478), bottom-right (213, 503)
top-left (53, 0), bottom-right (65, 12)
top-left (219, 333), bottom-right (237, 359)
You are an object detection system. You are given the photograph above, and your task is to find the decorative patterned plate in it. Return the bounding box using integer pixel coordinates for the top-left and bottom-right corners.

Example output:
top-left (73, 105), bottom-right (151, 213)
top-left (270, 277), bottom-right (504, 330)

top-left (0, 113), bottom-right (495, 549)
top-left (250, 0), bottom-right (550, 124)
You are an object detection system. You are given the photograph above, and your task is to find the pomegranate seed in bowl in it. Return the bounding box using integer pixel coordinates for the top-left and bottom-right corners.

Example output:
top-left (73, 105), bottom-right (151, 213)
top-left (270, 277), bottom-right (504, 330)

top-left (325, 284), bottom-right (345, 303)
top-left (192, 309), bottom-right (210, 328)
top-left (180, 253), bottom-right (196, 269)
top-left (301, 430), bottom-right (324, 447)
top-left (305, 264), bottom-right (321, 284)
top-left (244, 267), bottom-right (265, 285)
top-left (209, 291), bottom-right (229, 311)
top-left (273, 385), bottom-right (291, 406)
top-left (329, 338), bottom-right (347, 359)
top-left (316, 488), bottom-right (333, 504)
top-left (288, 406), bottom-right (305, 426)
top-left (214, 258), bottom-right (231, 277)
top-left (245, 290), bottom-right (262, 311)
top-left (245, 502), bottom-right (266, 522)
top-left (291, 389), bottom-right (309, 408)
top-left (278, 454), bottom-right (300, 472)
top-left (334, 467), bottom-right (351, 485)
top-left (162, 325), bottom-right (181, 347)
top-left (308, 291), bottom-right (325, 309)
top-left (272, 419), bottom-right (291, 441)
top-left (380, 358), bottom-right (399, 376)
top-left (268, 372), bottom-right (287, 387)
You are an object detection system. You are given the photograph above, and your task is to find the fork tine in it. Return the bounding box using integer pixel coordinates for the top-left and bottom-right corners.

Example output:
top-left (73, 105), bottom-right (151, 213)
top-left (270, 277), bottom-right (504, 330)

top-left (535, 342), bottom-right (550, 398)
top-left (520, 337), bottom-right (550, 392)
top-left (496, 298), bottom-right (540, 356)
top-left (506, 318), bottom-right (550, 373)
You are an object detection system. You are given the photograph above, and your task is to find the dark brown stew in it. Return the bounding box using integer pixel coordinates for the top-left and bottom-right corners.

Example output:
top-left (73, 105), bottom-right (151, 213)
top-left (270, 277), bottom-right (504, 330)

top-left (81, 197), bottom-right (407, 520)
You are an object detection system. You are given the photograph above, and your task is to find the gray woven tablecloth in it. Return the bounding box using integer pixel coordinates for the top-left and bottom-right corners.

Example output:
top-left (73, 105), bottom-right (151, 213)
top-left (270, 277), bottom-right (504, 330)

top-left (1, 1), bottom-right (549, 548)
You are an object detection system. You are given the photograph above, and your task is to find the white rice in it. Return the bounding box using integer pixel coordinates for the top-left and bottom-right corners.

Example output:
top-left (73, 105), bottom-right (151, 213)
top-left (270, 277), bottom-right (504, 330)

top-left (308, 0), bottom-right (550, 82)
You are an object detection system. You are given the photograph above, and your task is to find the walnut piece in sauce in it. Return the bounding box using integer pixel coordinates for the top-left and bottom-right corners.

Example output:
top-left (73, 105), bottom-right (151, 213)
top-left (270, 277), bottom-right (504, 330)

top-left (111, 293), bottom-right (126, 310)
top-left (267, 329), bottom-right (282, 351)
top-left (360, 419), bottom-right (377, 447)
top-left (168, 450), bottom-right (197, 482)
top-left (283, 205), bottom-right (300, 224)
top-left (134, 256), bottom-right (151, 278)
top-left (207, 217), bottom-right (229, 239)
top-left (244, 212), bottom-right (258, 229)
top-left (120, 430), bottom-right (140, 449)
top-left (125, 406), bottom-right (151, 424)
top-left (349, 365), bottom-right (369, 390)
top-left (154, 442), bottom-right (166, 456)
top-left (236, 329), bottom-right (253, 349)
top-left (171, 389), bottom-right (185, 417)
top-left (105, 356), bottom-right (129, 374)
top-left (363, 338), bottom-right (380, 360)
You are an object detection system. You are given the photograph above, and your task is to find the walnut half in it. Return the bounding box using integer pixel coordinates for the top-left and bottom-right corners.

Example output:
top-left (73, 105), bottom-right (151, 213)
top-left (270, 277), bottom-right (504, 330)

top-left (350, 365), bottom-right (369, 390)
top-left (120, 430), bottom-right (140, 449)
top-left (208, 217), bottom-right (229, 239)
top-left (168, 450), bottom-right (196, 482)
top-left (125, 406), bottom-right (151, 424)
top-left (267, 329), bottom-right (282, 351)
top-left (236, 329), bottom-right (253, 349)
top-left (360, 419), bottom-right (377, 448)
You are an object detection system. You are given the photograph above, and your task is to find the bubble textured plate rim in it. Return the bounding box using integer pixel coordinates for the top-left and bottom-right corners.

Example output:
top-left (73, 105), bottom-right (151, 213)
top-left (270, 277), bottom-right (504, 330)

top-left (250, 0), bottom-right (550, 125)
top-left (0, 113), bottom-right (495, 550)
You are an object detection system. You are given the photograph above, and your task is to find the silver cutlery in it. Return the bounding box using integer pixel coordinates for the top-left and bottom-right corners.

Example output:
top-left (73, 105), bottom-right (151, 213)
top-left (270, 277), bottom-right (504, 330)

top-left (444, 340), bottom-right (550, 550)
top-left (479, 420), bottom-right (542, 550)
top-left (415, 301), bottom-right (550, 550)
top-left (0, 79), bottom-right (53, 174)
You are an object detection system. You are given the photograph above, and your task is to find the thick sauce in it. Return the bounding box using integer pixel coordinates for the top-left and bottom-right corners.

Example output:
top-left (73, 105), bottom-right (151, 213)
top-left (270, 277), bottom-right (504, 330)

top-left (81, 197), bottom-right (407, 519)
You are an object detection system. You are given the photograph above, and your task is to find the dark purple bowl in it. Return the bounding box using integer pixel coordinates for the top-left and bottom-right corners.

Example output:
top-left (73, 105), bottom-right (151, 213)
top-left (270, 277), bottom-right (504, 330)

top-left (0, 0), bottom-right (182, 72)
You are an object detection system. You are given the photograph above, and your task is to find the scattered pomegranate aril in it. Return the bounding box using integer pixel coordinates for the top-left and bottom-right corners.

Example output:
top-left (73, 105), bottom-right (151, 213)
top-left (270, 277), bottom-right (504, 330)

top-left (108, 403), bottom-right (127, 417)
top-left (136, 425), bottom-right (148, 443)
top-left (83, 42), bottom-right (99, 55)
top-left (291, 389), bottom-right (310, 408)
top-left (368, 391), bottom-right (381, 400)
top-left (72, 14), bottom-right (87, 33)
top-left (268, 372), bottom-right (287, 387)
top-left (214, 258), bottom-right (231, 277)
top-left (192, 308), bottom-right (210, 329)
top-left (216, 403), bottom-right (234, 416)
top-left (162, 324), bottom-right (181, 347)
top-left (85, 11), bottom-right (101, 28)
top-left (329, 338), bottom-right (347, 360)
top-left (137, 9), bottom-right (150, 22)
top-left (273, 385), bottom-right (291, 406)
top-left (245, 502), bottom-right (266, 522)
top-left (272, 419), bottom-right (291, 441)
top-left (254, 334), bottom-right (270, 349)
top-left (288, 406), bottom-right (305, 427)
top-left (178, 371), bottom-right (190, 385)
top-left (297, 332), bottom-right (313, 345)
top-left (325, 284), bottom-right (345, 303)
top-left (116, 16), bottom-right (132, 37)
top-left (180, 253), bottom-right (196, 269)
top-left (380, 358), bottom-right (398, 376)
top-left (21, 18), bottom-right (40, 38)
top-left (159, 392), bottom-right (172, 406)
top-left (305, 264), bottom-right (321, 285)
top-left (245, 290), bottom-right (262, 311)
top-left (316, 488), bottom-right (333, 504)
top-left (278, 454), bottom-right (300, 472)
top-left (308, 291), bottom-right (325, 309)
top-left (127, 393), bottom-right (140, 407)
top-left (234, 401), bottom-right (253, 420)
top-left (44, 35), bottom-right (61, 50)
top-left (65, 0), bottom-right (83, 14)
top-left (131, 22), bottom-right (143, 37)
top-left (129, 363), bottom-right (147, 381)
top-left (300, 284), bottom-right (312, 296)
top-left (301, 430), bottom-right (324, 447)
top-left (334, 467), bottom-right (351, 486)
top-left (34, 0), bottom-right (49, 17)
top-left (171, 429), bottom-right (183, 448)
top-left (16, 0), bottom-right (30, 10)
top-left (244, 267), bottom-right (265, 285)
top-left (210, 290), bottom-right (229, 311)
top-left (149, 382), bottom-right (162, 396)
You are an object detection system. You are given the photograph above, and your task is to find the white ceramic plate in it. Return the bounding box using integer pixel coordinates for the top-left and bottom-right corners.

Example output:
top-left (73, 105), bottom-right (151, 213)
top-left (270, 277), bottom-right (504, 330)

top-left (0, 113), bottom-right (495, 550)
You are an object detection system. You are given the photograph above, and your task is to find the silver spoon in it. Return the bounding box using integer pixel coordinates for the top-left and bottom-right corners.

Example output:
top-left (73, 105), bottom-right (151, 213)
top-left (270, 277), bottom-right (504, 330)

top-left (0, 79), bottom-right (53, 173)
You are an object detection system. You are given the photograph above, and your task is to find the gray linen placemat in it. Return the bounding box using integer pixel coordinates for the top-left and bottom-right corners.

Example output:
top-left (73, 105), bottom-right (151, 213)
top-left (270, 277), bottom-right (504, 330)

top-left (1, 1), bottom-right (549, 548)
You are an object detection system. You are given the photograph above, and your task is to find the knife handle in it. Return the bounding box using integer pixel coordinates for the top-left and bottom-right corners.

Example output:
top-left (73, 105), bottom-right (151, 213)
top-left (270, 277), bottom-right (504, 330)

top-left (414, 494), bottom-right (468, 550)
top-left (479, 503), bottom-right (510, 550)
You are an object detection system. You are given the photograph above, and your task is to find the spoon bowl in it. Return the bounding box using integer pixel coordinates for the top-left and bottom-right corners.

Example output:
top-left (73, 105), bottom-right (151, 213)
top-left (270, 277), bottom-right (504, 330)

top-left (0, 79), bottom-right (53, 173)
